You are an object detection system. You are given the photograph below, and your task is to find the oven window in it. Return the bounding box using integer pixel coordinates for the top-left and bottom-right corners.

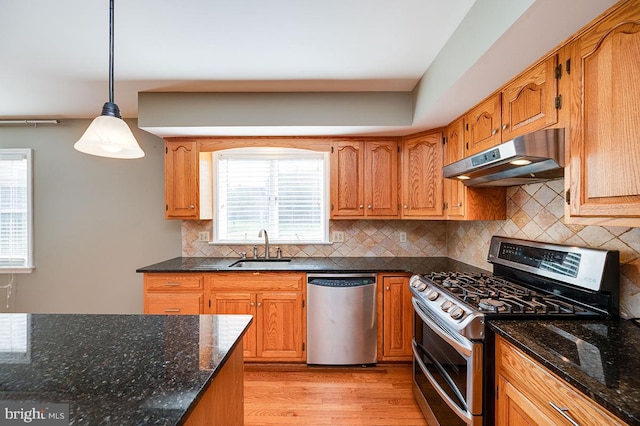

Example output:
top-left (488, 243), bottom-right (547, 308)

top-left (413, 309), bottom-right (471, 423)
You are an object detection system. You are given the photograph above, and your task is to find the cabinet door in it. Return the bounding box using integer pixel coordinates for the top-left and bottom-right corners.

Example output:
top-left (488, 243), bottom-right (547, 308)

top-left (145, 293), bottom-right (202, 315)
top-left (466, 94), bottom-right (502, 155)
top-left (501, 56), bottom-right (559, 141)
top-left (381, 275), bottom-right (413, 360)
top-left (567, 1), bottom-right (640, 223)
top-left (365, 140), bottom-right (399, 217)
top-left (256, 292), bottom-right (304, 360)
top-left (400, 131), bottom-right (444, 218)
top-left (165, 139), bottom-right (199, 219)
top-left (496, 375), bottom-right (554, 426)
top-left (444, 118), bottom-right (465, 218)
top-left (330, 140), bottom-right (365, 217)
top-left (210, 292), bottom-right (257, 359)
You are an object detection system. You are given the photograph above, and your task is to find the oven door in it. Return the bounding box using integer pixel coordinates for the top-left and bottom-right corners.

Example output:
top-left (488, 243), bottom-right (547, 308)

top-left (412, 297), bottom-right (483, 425)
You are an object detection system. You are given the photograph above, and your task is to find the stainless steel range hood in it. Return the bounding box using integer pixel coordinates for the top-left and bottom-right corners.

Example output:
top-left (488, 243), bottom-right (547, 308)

top-left (443, 128), bottom-right (565, 187)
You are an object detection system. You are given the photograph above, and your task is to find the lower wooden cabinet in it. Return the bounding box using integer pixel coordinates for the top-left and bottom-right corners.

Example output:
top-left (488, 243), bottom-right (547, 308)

top-left (495, 336), bottom-right (625, 426)
top-left (143, 274), bottom-right (204, 314)
top-left (378, 273), bottom-right (413, 361)
top-left (144, 270), bottom-right (417, 364)
top-left (206, 272), bottom-right (306, 362)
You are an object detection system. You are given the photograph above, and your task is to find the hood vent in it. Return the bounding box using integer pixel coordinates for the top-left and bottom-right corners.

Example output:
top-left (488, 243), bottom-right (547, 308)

top-left (443, 128), bottom-right (565, 187)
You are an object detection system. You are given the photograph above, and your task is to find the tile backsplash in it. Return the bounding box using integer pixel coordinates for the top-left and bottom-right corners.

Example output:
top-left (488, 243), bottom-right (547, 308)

top-left (182, 179), bottom-right (640, 319)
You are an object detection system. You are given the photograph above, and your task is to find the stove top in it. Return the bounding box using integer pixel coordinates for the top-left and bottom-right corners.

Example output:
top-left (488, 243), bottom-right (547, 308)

top-left (410, 237), bottom-right (620, 341)
top-left (428, 272), bottom-right (594, 315)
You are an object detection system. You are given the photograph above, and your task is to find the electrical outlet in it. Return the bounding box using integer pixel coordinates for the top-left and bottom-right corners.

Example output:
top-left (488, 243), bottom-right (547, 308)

top-left (198, 231), bottom-right (210, 242)
top-left (399, 232), bottom-right (407, 243)
top-left (332, 231), bottom-right (345, 243)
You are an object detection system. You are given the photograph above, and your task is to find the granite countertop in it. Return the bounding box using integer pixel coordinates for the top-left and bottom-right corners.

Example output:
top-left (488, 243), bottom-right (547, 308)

top-left (490, 319), bottom-right (640, 425)
top-left (136, 256), bottom-right (489, 276)
top-left (0, 314), bottom-right (252, 425)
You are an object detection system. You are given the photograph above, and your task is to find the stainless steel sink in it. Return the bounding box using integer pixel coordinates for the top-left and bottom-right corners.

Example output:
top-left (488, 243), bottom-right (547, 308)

top-left (228, 258), bottom-right (292, 268)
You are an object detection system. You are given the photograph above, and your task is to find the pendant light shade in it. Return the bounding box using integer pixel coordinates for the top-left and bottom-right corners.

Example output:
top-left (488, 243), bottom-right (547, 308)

top-left (74, 0), bottom-right (144, 159)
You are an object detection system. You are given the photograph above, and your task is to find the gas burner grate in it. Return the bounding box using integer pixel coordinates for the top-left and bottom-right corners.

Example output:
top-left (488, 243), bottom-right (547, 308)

top-left (424, 271), bottom-right (590, 316)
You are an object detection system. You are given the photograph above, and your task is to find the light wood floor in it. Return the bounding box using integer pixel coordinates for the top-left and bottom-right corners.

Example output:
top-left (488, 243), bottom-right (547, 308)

top-left (244, 363), bottom-right (428, 425)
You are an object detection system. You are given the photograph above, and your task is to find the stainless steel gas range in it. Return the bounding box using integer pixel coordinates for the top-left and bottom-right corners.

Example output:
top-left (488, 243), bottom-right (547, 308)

top-left (409, 236), bottom-right (620, 426)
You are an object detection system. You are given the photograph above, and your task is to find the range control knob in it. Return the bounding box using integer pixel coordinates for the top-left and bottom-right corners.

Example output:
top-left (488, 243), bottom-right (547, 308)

top-left (440, 300), bottom-right (454, 312)
top-left (449, 306), bottom-right (465, 320)
top-left (415, 282), bottom-right (427, 292)
top-left (426, 290), bottom-right (440, 301)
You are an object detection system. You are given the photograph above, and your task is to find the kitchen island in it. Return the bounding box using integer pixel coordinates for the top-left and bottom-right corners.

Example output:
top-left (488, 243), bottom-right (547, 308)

top-left (0, 313), bottom-right (252, 425)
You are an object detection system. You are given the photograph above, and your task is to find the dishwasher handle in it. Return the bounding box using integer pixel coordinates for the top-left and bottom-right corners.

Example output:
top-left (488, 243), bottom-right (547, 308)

top-left (307, 273), bottom-right (376, 288)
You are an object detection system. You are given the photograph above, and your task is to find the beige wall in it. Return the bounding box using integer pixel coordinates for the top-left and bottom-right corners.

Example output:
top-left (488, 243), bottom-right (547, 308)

top-left (0, 119), bottom-right (181, 314)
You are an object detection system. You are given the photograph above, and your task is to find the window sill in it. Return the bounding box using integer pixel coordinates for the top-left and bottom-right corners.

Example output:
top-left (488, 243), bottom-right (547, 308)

top-left (0, 266), bottom-right (34, 274)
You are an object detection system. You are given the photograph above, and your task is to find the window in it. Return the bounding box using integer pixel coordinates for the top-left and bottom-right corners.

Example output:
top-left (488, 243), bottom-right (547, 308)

top-left (213, 148), bottom-right (329, 243)
top-left (0, 149), bottom-right (34, 272)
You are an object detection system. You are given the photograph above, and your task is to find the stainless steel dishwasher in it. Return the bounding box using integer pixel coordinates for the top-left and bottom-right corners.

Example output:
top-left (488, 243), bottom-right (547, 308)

top-left (306, 273), bottom-right (377, 365)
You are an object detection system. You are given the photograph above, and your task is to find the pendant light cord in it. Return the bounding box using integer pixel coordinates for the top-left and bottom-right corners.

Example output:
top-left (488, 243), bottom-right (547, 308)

top-left (109, 0), bottom-right (114, 105)
top-left (100, 0), bottom-right (121, 119)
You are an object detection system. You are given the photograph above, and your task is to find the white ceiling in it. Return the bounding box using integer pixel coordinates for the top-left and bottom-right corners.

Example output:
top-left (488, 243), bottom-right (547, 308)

top-left (0, 0), bottom-right (617, 137)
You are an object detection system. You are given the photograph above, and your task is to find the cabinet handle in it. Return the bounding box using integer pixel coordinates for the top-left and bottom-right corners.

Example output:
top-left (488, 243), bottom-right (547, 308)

top-left (359, 205), bottom-right (364, 209)
top-left (164, 283), bottom-right (181, 287)
top-left (453, 203), bottom-right (462, 207)
top-left (491, 128), bottom-right (498, 135)
top-left (549, 402), bottom-right (580, 426)
top-left (189, 204), bottom-right (195, 209)
top-left (257, 302), bottom-right (262, 307)
top-left (403, 205), bottom-right (408, 209)
top-left (502, 124), bottom-right (508, 130)
top-left (250, 302), bottom-right (255, 307)
top-left (386, 286), bottom-right (390, 291)
top-left (164, 308), bottom-right (181, 312)
top-left (367, 205), bottom-right (372, 209)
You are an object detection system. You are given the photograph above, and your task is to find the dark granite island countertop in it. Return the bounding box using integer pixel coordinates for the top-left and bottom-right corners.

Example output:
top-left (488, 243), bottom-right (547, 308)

top-left (490, 319), bottom-right (640, 425)
top-left (0, 314), bottom-right (252, 425)
top-left (137, 256), bottom-right (488, 276)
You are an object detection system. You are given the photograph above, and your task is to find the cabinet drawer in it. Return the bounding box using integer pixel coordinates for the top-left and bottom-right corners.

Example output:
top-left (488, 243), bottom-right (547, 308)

top-left (144, 274), bottom-right (204, 291)
top-left (206, 272), bottom-right (304, 291)
top-left (144, 293), bottom-right (203, 314)
top-left (497, 337), bottom-right (625, 426)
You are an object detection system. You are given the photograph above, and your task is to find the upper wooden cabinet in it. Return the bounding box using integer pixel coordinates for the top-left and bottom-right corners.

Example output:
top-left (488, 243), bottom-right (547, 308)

top-left (500, 55), bottom-right (559, 141)
top-left (400, 131), bottom-right (444, 218)
top-left (164, 139), bottom-right (213, 220)
top-left (330, 139), bottom-right (399, 219)
top-left (444, 118), bottom-right (507, 221)
top-left (444, 118), bottom-right (465, 218)
top-left (465, 94), bottom-right (502, 156)
top-left (566, 0), bottom-right (640, 225)
top-left (165, 139), bottom-right (199, 220)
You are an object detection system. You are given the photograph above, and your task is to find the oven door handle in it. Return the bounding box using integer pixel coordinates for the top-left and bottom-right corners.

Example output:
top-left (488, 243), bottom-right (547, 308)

top-left (413, 341), bottom-right (473, 425)
top-left (412, 298), bottom-right (473, 357)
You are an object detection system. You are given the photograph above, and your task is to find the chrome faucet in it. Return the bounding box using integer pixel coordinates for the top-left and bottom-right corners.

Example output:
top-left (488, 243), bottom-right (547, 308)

top-left (258, 229), bottom-right (270, 259)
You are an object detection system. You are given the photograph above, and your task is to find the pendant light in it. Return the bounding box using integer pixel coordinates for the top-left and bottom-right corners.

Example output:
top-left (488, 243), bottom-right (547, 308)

top-left (74, 0), bottom-right (144, 159)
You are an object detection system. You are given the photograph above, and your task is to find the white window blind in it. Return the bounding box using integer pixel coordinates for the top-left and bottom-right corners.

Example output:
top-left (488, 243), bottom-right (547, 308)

top-left (0, 149), bottom-right (34, 271)
top-left (214, 148), bottom-right (328, 243)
